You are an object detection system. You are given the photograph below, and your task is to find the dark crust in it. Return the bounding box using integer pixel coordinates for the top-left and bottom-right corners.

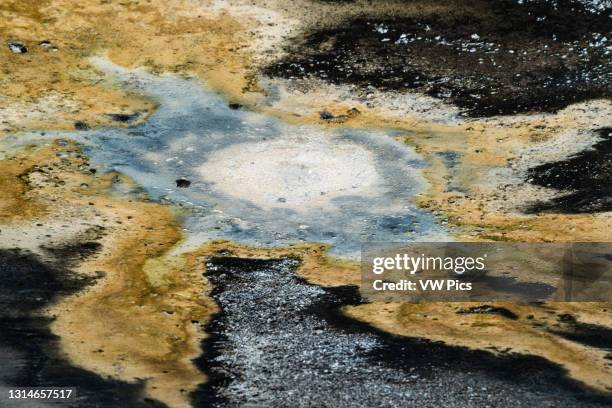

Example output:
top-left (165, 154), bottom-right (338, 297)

top-left (526, 128), bottom-right (612, 213)
top-left (0, 248), bottom-right (166, 407)
top-left (264, 0), bottom-right (611, 116)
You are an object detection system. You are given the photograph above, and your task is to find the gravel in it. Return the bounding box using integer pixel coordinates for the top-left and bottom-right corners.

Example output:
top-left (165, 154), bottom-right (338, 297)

top-left (200, 256), bottom-right (610, 408)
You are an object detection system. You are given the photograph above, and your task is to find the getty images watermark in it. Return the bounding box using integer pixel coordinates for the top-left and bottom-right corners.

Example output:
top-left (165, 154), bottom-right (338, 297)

top-left (361, 243), bottom-right (612, 302)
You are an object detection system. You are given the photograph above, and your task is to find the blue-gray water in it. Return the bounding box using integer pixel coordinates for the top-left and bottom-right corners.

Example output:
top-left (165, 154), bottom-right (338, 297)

top-left (6, 58), bottom-right (448, 257)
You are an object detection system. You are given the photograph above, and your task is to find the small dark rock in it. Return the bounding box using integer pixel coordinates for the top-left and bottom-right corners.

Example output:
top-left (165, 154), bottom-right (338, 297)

top-left (319, 111), bottom-right (334, 120)
top-left (38, 40), bottom-right (52, 48)
top-left (176, 178), bottom-right (191, 188)
top-left (7, 41), bottom-right (27, 54)
top-left (106, 112), bottom-right (140, 122)
top-left (457, 305), bottom-right (518, 320)
top-left (558, 313), bottom-right (576, 323)
top-left (74, 121), bottom-right (90, 131)
top-left (228, 103), bottom-right (243, 110)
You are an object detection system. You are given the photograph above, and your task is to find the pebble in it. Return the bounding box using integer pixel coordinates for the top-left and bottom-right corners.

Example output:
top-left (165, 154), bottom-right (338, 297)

top-left (7, 41), bottom-right (27, 54)
top-left (74, 121), bottom-right (90, 131)
top-left (319, 111), bottom-right (334, 120)
top-left (176, 178), bottom-right (191, 188)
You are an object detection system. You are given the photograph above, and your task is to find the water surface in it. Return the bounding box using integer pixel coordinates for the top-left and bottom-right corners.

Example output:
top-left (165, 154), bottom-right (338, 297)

top-left (7, 58), bottom-right (448, 257)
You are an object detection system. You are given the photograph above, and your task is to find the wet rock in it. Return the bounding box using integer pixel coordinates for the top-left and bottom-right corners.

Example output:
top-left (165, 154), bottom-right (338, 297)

top-left (228, 103), bottom-right (243, 110)
top-left (74, 121), bottom-right (90, 131)
top-left (176, 178), bottom-right (191, 188)
top-left (38, 40), bottom-right (58, 51)
top-left (7, 41), bottom-right (27, 54)
top-left (319, 111), bottom-right (334, 120)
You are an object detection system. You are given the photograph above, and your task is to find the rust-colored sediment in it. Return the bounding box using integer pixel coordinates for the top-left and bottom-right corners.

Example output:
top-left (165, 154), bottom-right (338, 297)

top-left (0, 0), bottom-right (259, 136)
top-left (50, 238), bottom-right (360, 406)
top-left (345, 301), bottom-right (612, 395)
top-left (0, 140), bottom-right (215, 407)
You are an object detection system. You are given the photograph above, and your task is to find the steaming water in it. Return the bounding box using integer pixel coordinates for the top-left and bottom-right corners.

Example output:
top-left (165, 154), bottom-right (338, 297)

top-left (6, 58), bottom-right (448, 257)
